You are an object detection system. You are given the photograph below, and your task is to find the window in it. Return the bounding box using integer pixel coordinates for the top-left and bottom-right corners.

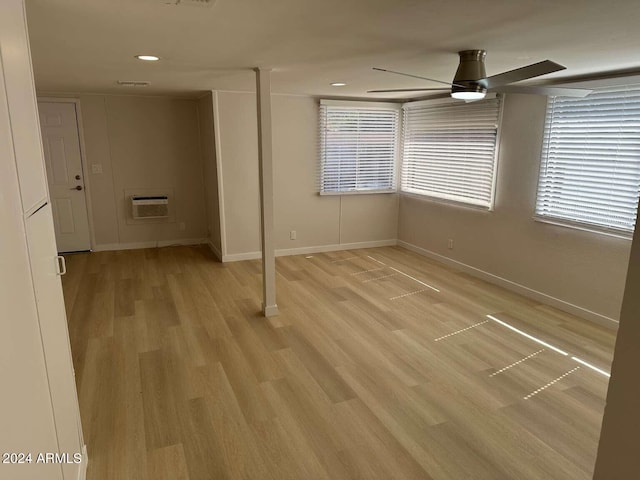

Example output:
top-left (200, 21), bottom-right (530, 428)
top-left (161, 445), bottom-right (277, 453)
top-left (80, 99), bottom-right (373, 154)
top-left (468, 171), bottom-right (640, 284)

top-left (401, 97), bottom-right (502, 209)
top-left (536, 85), bottom-right (640, 236)
top-left (319, 100), bottom-right (399, 194)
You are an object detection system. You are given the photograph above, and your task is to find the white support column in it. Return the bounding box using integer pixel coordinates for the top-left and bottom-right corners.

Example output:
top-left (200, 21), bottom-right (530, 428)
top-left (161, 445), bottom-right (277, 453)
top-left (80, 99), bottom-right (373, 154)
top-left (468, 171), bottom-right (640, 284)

top-left (255, 67), bottom-right (279, 317)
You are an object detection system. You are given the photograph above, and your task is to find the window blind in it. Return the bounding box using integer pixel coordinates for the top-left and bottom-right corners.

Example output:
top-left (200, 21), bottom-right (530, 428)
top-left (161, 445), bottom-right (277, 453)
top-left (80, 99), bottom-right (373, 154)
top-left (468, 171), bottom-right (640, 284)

top-left (319, 103), bottom-right (399, 194)
top-left (536, 85), bottom-right (640, 235)
top-left (401, 97), bottom-right (501, 208)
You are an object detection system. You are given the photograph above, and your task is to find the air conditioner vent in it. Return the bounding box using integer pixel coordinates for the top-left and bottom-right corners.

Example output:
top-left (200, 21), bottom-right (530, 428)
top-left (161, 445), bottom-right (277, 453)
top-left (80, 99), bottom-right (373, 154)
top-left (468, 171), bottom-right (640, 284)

top-left (181, 0), bottom-right (216, 6)
top-left (131, 195), bottom-right (169, 219)
top-left (162, 0), bottom-right (216, 6)
top-left (117, 80), bottom-right (150, 87)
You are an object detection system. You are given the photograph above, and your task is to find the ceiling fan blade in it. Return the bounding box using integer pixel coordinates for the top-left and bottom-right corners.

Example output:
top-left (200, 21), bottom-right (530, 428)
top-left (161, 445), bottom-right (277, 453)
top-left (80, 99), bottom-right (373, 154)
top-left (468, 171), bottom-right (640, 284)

top-left (484, 60), bottom-right (566, 88)
top-left (367, 87), bottom-right (451, 93)
top-left (490, 85), bottom-right (593, 97)
top-left (373, 67), bottom-right (464, 88)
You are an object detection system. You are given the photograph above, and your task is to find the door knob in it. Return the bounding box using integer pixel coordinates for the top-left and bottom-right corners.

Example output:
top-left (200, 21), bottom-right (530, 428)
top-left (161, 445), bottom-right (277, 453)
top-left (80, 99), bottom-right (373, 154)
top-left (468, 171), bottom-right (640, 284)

top-left (70, 185), bottom-right (83, 191)
top-left (75, 174), bottom-right (81, 180)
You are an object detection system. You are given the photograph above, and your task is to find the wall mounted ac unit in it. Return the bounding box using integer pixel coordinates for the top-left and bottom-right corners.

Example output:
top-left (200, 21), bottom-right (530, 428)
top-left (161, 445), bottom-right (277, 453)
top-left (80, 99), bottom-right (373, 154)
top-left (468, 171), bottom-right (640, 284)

top-left (131, 195), bottom-right (169, 219)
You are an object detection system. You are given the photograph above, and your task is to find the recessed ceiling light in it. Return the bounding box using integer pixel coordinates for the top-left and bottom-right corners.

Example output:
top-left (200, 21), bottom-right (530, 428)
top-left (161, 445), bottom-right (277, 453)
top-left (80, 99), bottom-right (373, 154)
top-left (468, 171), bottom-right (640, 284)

top-left (330, 82), bottom-right (347, 87)
top-left (135, 55), bottom-right (160, 61)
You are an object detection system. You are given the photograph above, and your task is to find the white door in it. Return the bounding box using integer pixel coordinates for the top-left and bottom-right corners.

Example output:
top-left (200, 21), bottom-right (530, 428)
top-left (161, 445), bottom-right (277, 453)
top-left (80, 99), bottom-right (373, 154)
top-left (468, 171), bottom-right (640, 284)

top-left (38, 101), bottom-right (91, 252)
top-left (0, 34), bottom-right (64, 480)
top-left (26, 204), bottom-right (85, 480)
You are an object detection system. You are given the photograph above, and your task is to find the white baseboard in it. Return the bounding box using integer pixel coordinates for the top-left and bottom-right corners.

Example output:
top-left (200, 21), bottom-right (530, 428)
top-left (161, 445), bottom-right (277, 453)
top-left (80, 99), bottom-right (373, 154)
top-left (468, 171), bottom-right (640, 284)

top-left (93, 238), bottom-right (207, 252)
top-left (263, 304), bottom-right (280, 317)
top-left (277, 239), bottom-right (397, 257)
top-left (207, 239), bottom-right (222, 261)
top-left (397, 240), bottom-right (619, 330)
top-left (221, 239), bottom-right (398, 263)
top-left (222, 251), bottom-right (262, 262)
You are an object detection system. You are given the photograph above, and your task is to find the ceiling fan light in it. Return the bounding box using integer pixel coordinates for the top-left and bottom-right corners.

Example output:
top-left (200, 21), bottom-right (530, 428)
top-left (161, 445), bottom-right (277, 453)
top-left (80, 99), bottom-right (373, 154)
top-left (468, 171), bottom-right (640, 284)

top-left (451, 91), bottom-right (486, 100)
top-left (135, 55), bottom-right (160, 61)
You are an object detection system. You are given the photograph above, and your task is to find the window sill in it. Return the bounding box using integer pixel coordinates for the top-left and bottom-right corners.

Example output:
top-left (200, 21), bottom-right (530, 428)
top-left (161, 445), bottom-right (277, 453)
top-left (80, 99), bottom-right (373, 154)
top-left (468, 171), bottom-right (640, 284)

top-left (319, 189), bottom-right (397, 196)
top-left (400, 191), bottom-right (493, 212)
top-left (533, 215), bottom-right (633, 240)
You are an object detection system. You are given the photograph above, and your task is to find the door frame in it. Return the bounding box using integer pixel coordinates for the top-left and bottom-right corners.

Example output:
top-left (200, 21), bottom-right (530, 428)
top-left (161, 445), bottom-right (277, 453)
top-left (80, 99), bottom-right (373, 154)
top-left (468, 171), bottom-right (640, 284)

top-left (38, 97), bottom-right (96, 251)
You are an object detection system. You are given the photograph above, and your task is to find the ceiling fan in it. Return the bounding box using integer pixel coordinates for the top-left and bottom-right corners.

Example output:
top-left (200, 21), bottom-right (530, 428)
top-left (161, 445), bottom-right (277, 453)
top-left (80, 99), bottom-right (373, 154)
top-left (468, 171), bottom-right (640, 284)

top-left (369, 50), bottom-right (592, 100)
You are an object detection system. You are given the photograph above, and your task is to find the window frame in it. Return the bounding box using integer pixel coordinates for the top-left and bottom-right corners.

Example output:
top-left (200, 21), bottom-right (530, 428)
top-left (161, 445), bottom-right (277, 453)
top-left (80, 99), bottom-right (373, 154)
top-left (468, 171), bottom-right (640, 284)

top-left (533, 84), bottom-right (640, 239)
top-left (319, 99), bottom-right (402, 196)
top-left (399, 95), bottom-right (504, 210)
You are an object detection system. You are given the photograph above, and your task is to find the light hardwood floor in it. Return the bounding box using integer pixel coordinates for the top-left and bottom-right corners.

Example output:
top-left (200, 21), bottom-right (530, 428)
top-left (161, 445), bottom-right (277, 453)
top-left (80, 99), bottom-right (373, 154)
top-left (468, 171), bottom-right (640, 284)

top-left (62, 245), bottom-right (615, 480)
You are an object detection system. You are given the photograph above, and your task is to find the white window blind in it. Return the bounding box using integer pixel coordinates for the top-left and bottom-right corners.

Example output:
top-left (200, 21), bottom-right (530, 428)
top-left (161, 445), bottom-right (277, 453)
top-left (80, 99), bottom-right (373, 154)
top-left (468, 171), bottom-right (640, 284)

top-left (536, 85), bottom-right (640, 235)
top-left (401, 97), bottom-right (501, 208)
top-left (319, 102), bottom-right (399, 194)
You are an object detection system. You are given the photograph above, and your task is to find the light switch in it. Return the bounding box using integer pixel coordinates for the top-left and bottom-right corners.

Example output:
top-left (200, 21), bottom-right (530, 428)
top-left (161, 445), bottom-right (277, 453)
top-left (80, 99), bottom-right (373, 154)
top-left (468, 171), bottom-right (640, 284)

top-left (91, 164), bottom-right (103, 174)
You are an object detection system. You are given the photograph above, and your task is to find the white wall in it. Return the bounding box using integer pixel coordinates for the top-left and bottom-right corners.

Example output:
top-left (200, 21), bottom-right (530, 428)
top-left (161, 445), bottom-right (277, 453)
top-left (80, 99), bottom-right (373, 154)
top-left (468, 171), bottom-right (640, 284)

top-left (197, 91), bottom-right (222, 258)
top-left (397, 94), bottom-right (631, 322)
top-left (76, 94), bottom-right (208, 249)
top-left (215, 91), bottom-right (261, 255)
top-left (214, 91), bottom-right (398, 259)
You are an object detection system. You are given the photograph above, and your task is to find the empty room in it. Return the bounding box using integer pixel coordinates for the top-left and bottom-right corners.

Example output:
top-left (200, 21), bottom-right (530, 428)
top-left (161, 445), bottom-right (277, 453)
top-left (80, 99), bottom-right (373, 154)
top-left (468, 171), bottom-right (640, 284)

top-left (2, 0), bottom-right (640, 479)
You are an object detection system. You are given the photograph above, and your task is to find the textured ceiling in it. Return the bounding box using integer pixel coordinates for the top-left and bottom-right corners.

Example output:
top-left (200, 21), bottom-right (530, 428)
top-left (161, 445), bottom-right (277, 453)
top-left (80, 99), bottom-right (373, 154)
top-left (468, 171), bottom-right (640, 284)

top-left (25, 0), bottom-right (640, 99)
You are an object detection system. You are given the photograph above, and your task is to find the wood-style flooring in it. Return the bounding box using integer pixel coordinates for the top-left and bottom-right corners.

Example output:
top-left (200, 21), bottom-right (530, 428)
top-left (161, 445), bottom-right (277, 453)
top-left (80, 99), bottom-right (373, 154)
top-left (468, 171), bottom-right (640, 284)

top-left (61, 245), bottom-right (616, 480)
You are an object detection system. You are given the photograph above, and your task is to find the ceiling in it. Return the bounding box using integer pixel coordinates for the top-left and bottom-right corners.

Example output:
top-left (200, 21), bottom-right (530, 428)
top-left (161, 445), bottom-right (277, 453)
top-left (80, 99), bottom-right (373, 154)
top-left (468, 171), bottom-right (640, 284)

top-left (25, 0), bottom-right (640, 99)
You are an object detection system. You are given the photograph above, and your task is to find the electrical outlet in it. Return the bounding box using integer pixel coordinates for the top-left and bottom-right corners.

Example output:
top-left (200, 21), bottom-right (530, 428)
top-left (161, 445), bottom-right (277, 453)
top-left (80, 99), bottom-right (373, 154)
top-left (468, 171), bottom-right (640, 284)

top-left (290, 230), bottom-right (297, 240)
top-left (448, 239), bottom-right (454, 250)
top-left (179, 222), bottom-right (186, 231)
